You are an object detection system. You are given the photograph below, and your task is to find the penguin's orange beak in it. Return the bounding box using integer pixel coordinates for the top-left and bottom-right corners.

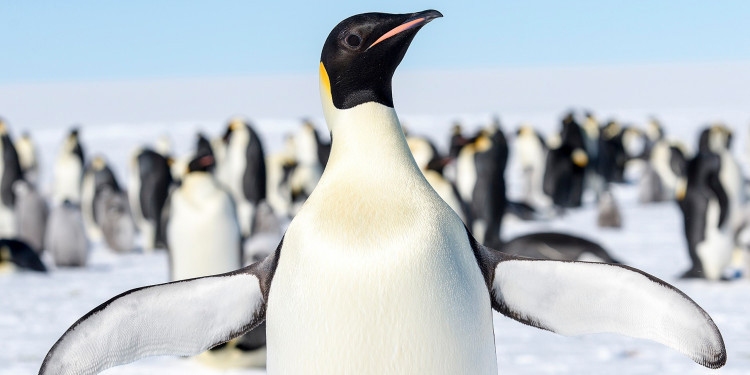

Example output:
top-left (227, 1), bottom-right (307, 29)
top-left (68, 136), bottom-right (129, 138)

top-left (366, 10), bottom-right (443, 51)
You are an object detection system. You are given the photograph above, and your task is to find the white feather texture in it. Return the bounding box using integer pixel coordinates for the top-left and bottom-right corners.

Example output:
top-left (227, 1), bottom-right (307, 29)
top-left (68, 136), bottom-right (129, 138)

top-left (167, 172), bottom-right (241, 281)
top-left (266, 101), bottom-right (498, 374)
top-left (39, 272), bottom-right (264, 375)
top-left (492, 259), bottom-right (725, 368)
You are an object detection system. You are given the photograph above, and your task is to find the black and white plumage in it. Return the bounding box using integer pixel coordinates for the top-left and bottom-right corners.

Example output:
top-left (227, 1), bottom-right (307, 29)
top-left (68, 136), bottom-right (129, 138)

top-left (14, 132), bottom-right (39, 186)
top-left (407, 134), bottom-right (466, 222)
top-left (129, 148), bottom-right (173, 251)
top-left (0, 238), bottom-right (46, 273)
top-left (514, 124), bottom-right (551, 211)
top-left (0, 120), bottom-right (24, 238)
top-left (81, 156), bottom-right (122, 241)
top-left (543, 114), bottom-right (588, 208)
top-left (95, 186), bottom-right (136, 253)
top-left (456, 126), bottom-right (508, 249)
top-left (40, 10), bottom-right (726, 375)
top-left (52, 128), bottom-right (85, 205)
top-left (679, 127), bottom-right (733, 280)
top-left (217, 118), bottom-right (267, 237)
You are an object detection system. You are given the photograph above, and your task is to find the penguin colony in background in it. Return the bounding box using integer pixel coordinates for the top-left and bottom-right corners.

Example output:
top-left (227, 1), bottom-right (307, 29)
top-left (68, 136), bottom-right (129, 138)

top-left (39, 10), bottom-right (727, 375)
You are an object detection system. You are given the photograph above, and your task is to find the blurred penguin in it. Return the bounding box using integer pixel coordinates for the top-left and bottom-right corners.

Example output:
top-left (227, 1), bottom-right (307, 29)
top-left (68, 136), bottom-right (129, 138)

top-left (265, 135), bottom-right (296, 218)
top-left (679, 128), bottom-right (732, 280)
top-left (514, 124), bottom-right (551, 211)
top-left (14, 132), bottom-right (38, 186)
top-left (81, 155), bottom-right (121, 241)
top-left (52, 128), bottom-right (85, 205)
top-left (597, 121), bottom-right (627, 184)
top-left (0, 120), bottom-right (24, 237)
top-left (95, 185), bottom-right (136, 253)
top-left (643, 117), bottom-right (665, 159)
top-left (46, 200), bottom-right (89, 267)
top-left (217, 117), bottom-right (267, 238)
top-left (502, 232), bottom-right (621, 264)
top-left (705, 124), bottom-right (746, 276)
top-left (167, 154), bottom-right (266, 367)
top-left (166, 154), bottom-right (241, 280)
top-left (407, 135), bottom-right (466, 222)
top-left (288, 120), bottom-right (326, 208)
top-left (13, 180), bottom-right (48, 253)
top-left (597, 188), bottom-right (622, 228)
top-left (129, 148), bottom-right (173, 252)
top-left (641, 140), bottom-right (689, 202)
top-left (244, 200), bottom-right (283, 267)
top-left (0, 239), bottom-right (47, 273)
top-left (543, 113), bottom-right (588, 208)
top-left (456, 125), bottom-right (508, 248)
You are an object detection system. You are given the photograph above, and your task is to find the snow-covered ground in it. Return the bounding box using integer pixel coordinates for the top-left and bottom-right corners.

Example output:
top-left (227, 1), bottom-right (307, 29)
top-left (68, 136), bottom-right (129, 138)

top-left (2, 111), bottom-right (750, 374)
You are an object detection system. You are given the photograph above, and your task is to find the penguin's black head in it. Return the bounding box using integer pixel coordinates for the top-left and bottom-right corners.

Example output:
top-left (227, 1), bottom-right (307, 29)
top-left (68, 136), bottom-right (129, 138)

top-left (320, 10), bottom-right (442, 110)
top-left (187, 155), bottom-right (216, 173)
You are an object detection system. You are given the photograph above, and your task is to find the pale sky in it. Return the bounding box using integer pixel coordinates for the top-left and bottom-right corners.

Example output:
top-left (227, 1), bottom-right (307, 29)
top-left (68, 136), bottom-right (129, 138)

top-left (1, 1), bottom-right (748, 84)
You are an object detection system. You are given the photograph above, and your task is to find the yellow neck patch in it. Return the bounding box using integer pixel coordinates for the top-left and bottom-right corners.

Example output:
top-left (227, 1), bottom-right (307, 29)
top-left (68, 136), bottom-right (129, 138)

top-left (319, 62), bottom-right (332, 100)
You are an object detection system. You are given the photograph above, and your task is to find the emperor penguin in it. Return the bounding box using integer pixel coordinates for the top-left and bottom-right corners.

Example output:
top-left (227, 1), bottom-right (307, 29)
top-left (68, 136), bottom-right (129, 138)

top-left (14, 132), bottom-right (39, 186)
top-left (543, 113), bottom-right (588, 208)
top-left (288, 120), bottom-right (326, 206)
top-left (129, 148), bottom-right (173, 251)
top-left (502, 232), bottom-right (622, 264)
top-left (217, 118), bottom-right (267, 238)
top-left (514, 124), bottom-right (551, 211)
top-left (45, 200), bottom-right (89, 267)
top-left (265, 135), bottom-right (297, 218)
top-left (94, 185), bottom-right (136, 254)
top-left (643, 117), bottom-right (665, 159)
top-left (597, 121), bottom-right (627, 184)
top-left (166, 154), bottom-right (241, 283)
top-left (0, 120), bottom-right (24, 238)
top-left (679, 128), bottom-right (733, 280)
top-left (0, 239), bottom-right (47, 273)
top-left (13, 180), bottom-right (49, 254)
top-left (40, 10), bottom-right (726, 375)
top-left (52, 128), bottom-right (85, 205)
top-left (456, 127), bottom-right (508, 249)
top-left (597, 188), bottom-right (622, 228)
top-left (643, 139), bottom-right (689, 202)
top-left (166, 154), bottom-right (266, 367)
top-left (81, 156), bottom-right (121, 241)
top-left (407, 135), bottom-right (466, 222)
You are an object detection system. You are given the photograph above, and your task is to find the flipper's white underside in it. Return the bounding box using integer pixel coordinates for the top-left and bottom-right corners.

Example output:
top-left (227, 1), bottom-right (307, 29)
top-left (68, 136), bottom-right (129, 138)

top-left (492, 258), bottom-right (726, 368)
top-left (40, 271), bottom-right (264, 375)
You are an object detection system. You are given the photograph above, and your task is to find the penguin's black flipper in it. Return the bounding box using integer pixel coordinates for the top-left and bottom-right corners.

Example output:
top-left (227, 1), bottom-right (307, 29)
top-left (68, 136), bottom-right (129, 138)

top-left (40, 239), bottom-right (282, 375)
top-left (467, 229), bottom-right (726, 370)
top-left (1, 239), bottom-right (46, 272)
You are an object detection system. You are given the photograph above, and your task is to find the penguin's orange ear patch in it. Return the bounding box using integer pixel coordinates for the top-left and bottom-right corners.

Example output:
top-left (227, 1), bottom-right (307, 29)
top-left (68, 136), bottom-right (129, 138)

top-left (319, 62), bottom-right (332, 99)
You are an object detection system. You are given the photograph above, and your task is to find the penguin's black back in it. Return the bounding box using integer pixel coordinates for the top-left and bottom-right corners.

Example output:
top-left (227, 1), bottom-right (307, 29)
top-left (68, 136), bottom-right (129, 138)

top-left (137, 150), bottom-right (172, 222)
top-left (502, 232), bottom-right (620, 263)
top-left (0, 238), bottom-right (46, 272)
top-left (543, 115), bottom-right (587, 208)
top-left (91, 164), bottom-right (121, 224)
top-left (242, 125), bottom-right (267, 205)
top-left (470, 131), bottom-right (508, 249)
top-left (0, 134), bottom-right (23, 207)
top-left (597, 127), bottom-right (627, 183)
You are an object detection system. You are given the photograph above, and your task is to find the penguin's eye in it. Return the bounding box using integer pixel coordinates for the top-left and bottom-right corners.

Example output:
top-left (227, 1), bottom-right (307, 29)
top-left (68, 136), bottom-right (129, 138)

top-left (345, 34), bottom-right (362, 48)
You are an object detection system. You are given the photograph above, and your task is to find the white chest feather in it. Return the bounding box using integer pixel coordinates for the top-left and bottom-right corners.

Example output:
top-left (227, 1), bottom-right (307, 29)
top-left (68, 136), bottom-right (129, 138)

top-left (167, 174), bottom-right (241, 281)
top-left (53, 154), bottom-right (83, 204)
top-left (265, 103), bottom-right (497, 374)
top-left (697, 199), bottom-right (733, 280)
